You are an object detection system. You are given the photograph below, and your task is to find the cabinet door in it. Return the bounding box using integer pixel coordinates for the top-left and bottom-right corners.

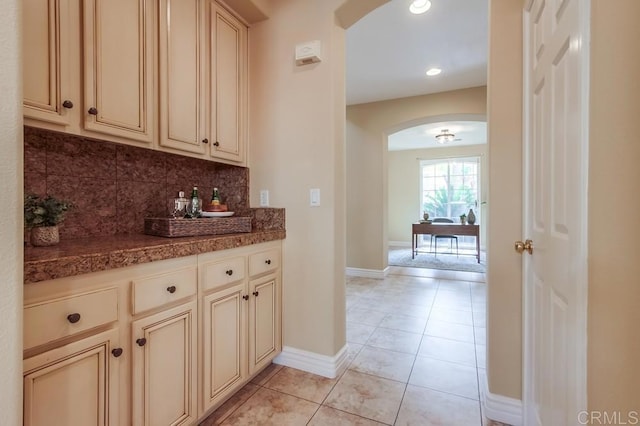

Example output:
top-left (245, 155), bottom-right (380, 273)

top-left (23, 328), bottom-right (121, 426)
top-left (202, 282), bottom-right (247, 411)
top-left (23, 0), bottom-right (75, 125)
top-left (83, 0), bottom-right (153, 143)
top-left (132, 301), bottom-right (197, 426)
top-left (248, 274), bottom-right (281, 375)
top-left (158, 0), bottom-right (207, 155)
top-left (207, 2), bottom-right (247, 163)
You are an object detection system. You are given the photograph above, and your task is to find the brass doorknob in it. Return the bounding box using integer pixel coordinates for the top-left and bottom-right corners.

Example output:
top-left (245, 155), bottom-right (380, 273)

top-left (514, 239), bottom-right (534, 255)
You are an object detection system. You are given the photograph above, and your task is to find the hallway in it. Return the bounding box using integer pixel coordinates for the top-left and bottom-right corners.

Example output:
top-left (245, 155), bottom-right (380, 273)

top-left (200, 267), bottom-right (509, 425)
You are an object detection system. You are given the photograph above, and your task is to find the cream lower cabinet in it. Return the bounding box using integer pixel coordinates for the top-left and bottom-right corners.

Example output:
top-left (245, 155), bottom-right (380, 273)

top-left (131, 301), bottom-right (198, 426)
top-left (23, 242), bottom-right (281, 425)
top-left (199, 242), bottom-right (281, 416)
top-left (23, 328), bottom-right (121, 426)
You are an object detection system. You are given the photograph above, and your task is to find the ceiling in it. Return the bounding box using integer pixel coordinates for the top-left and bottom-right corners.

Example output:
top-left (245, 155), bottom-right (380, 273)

top-left (388, 120), bottom-right (487, 151)
top-left (346, 0), bottom-right (488, 106)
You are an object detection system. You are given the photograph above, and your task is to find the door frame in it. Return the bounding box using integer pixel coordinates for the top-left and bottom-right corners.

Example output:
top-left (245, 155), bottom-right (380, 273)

top-left (521, 0), bottom-right (590, 423)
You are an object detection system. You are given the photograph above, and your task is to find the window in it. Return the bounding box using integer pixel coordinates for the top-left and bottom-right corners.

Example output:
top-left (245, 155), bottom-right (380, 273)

top-left (421, 157), bottom-right (479, 220)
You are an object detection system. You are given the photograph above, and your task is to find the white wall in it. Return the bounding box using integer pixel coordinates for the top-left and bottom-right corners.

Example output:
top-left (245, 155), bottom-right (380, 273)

top-left (0, 0), bottom-right (24, 423)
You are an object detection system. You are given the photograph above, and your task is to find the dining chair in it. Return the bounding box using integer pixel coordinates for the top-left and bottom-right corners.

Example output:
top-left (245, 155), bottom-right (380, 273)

top-left (431, 218), bottom-right (459, 257)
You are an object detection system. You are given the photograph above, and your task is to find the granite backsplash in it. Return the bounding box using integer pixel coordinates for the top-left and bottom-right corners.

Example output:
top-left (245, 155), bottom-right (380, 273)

top-left (24, 127), bottom-right (250, 239)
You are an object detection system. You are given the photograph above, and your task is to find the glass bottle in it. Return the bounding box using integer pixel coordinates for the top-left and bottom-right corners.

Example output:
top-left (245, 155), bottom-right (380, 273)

top-left (173, 191), bottom-right (189, 218)
top-left (187, 186), bottom-right (201, 218)
top-left (210, 187), bottom-right (220, 206)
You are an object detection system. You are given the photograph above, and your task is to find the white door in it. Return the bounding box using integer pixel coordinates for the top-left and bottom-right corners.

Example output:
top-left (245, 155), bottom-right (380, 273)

top-left (522, 0), bottom-right (588, 425)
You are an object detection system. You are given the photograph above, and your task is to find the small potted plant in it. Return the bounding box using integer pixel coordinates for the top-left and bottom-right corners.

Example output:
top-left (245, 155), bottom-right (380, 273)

top-left (459, 213), bottom-right (467, 225)
top-left (24, 194), bottom-right (73, 246)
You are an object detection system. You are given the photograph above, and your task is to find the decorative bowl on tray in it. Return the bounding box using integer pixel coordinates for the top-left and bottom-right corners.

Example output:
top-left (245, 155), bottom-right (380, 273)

top-left (200, 211), bottom-right (234, 218)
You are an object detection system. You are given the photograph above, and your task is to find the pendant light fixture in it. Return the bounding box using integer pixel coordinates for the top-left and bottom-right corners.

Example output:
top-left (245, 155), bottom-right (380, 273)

top-left (435, 129), bottom-right (455, 144)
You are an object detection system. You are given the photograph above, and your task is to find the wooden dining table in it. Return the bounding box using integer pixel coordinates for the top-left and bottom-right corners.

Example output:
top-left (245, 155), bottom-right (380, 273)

top-left (412, 222), bottom-right (480, 263)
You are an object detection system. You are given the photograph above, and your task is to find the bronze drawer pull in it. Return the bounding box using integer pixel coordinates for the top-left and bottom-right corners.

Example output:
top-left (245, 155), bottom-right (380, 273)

top-left (166, 285), bottom-right (177, 294)
top-left (67, 313), bottom-right (81, 324)
top-left (265, 259), bottom-right (271, 265)
top-left (226, 269), bottom-right (233, 276)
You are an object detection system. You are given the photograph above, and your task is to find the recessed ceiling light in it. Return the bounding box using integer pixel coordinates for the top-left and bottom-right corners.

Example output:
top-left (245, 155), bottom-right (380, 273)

top-left (426, 68), bottom-right (442, 76)
top-left (409, 0), bottom-right (432, 15)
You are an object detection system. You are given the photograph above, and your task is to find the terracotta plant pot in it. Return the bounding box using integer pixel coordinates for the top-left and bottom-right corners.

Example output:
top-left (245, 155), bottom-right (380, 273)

top-left (31, 226), bottom-right (60, 247)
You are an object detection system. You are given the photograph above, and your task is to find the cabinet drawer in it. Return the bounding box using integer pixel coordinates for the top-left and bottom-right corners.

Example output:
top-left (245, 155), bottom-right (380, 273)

top-left (24, 287), bottom-right (119, 350)
top-left (249, 249), bottom-right (280, 277)
top-left (201, 256), bottom-right (246, 292)
top-left (132, 266), bottom-right (197, 315)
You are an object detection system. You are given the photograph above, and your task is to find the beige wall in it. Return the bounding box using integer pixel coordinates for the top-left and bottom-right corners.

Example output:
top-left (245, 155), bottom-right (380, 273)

top-left (387, 145), bottom-right (488, 245)
top-left (588, 0), bottom-right (640, 413)
top-left (0, 0), bottom-right (24, 423)
top-left (247, 0), bottom-right (387, 357)
top-left (346, 87), bottom-right (487, 271)
top-left (486, 0), bottom-right (523, 400)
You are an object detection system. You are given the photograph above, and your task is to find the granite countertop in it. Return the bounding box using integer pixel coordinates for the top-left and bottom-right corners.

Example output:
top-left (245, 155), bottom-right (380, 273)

top-left (24, 229), bottom-right (286, 284)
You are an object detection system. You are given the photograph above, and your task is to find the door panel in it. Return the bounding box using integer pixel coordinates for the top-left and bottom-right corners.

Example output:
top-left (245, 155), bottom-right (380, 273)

top-left (23, 328), bottom-right (119, 426)
top-left (523, 0), bottom-right (588, 424)
top-left (23, 0), bottom-right (72, 125)
top-left (132, 302), bottom-right (197, 426)
top-left (158, 0), bottom-right (206, 154)
top-left (83, 0), bottom-right (152, 142)
top-left (202, 283), bottom-right (246, 411)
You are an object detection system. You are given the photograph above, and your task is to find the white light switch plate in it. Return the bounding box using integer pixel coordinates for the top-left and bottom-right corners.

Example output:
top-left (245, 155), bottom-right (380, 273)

top-left (310, 188), bottom-right (320, 207)
top-left (260, 190), bottom-right (269, 207)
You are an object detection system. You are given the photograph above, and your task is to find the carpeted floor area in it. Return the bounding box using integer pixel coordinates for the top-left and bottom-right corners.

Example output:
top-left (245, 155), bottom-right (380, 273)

top-left (388, 246), bottom-right (486, 273)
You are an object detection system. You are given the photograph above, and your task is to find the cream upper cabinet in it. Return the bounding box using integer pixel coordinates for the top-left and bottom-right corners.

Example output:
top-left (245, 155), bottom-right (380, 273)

top-left (158, 0), bottom-right (247, 164)
top-left (131, 301), bottom-right (198, 426)
top-left (23, 328), bottom-right (121, 426)
top-left (158, 0), bottom-right (207, 155)
top-left (82, 0), bottom-right (154, 143)
top-left (206, 1), bottom-right (247, 163)
top-left (23, 0), bottom-right (154, 146)
top-left (23, 0), bottom-right (77, 125)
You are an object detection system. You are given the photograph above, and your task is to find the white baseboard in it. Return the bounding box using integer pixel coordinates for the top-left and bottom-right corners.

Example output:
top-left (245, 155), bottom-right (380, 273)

top-left (388, 241), bottom-right (411, 247)
top-left (273, 344), bottom-right (349, 379)
top-left (345, 267), bottom-right (389, 279)
top-left (481, 375), bottom-right (523, 426)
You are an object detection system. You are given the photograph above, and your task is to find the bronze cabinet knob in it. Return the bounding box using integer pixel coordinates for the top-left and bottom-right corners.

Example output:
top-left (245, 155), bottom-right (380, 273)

top-left (226, 269), bottom-right (233, 276)
top-left (166, 285), bottom-right (177, 294)
top-left (88, 107), bottom-right (98, 115)
top-left (242, 295), bottom-right (249, 301)
top-left (252, 291), bottom-right (259, 297)
top-left (67, 313), bottom-right (81, 324)
top-left (136, 338), bottom-right (147, 347)
top-left (62, 100), bottom-right (74, 109)
top-left (111, 348), bottom-right (123, 358)
top-left (213, 141), bottom-right (220, 147)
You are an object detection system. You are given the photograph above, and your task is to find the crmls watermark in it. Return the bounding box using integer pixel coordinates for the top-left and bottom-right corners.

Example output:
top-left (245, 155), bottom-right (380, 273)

top-left (578, 411), bottom-right (640, 425)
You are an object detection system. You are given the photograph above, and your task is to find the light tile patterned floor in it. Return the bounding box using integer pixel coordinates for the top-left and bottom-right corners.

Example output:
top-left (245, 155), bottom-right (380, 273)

top-left (200, 266), bottom-right (511, 426)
